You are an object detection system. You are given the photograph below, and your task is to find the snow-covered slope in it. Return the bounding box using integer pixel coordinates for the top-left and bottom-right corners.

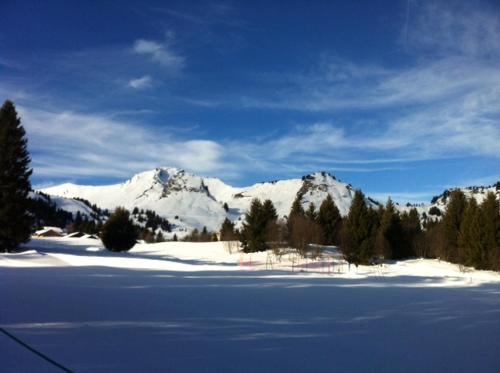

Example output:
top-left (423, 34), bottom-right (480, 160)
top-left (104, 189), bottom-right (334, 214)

top-left (42, 168), bottom-right (225, 231)
top-left (430, 183), bottom-right (499, 209)
top-left (41, 168), bottom-right (499, 232)
top-left (29, 191), bottom-right (98, 218)
top-left (398, 183), bottom-right (500, 219)
top-left (42, 169), bottom-right (359, 232)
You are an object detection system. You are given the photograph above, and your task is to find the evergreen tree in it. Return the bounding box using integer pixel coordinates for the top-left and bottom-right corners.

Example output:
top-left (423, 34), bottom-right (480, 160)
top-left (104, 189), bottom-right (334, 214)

top-left (241, 198), bottom-right (268, 252)
top-left (287, 195), bottom-right (305, 243)
top-left (0, 100), bottom-right (33, 252)
top-left (223, 202), bottom-right (229, 213)
top-left (305, 202), bottom-right (318, 221)
top-left (220, 217), bottom-right (237, 241)
top-left (289, 195), bottom-right (305, 218)
top-left (441, 190), bottom-right (467, 262)
top-left (375, 198), bottom-right (404, 260)
top-left (262, 199), bottom-right (278, 223)
top-left (458, 198), bottom-right (484, 268)
top-left (317, 195), bottom-right (342, 246)
top-left (101, 208), bottom-right (138, 252)
top-left (340, 190), bottom-right (377, 265)
top-left (188, 228), bottom-right (200, 242)
top-left (401, 208), bottom-right (422, 258)
top-left (480, 192), bottom-right (500, 270)
top-left (155, 231), bottom-right (165, 243)
top-left (200, 226), bottom-right (210, 242)
top-left (173, 233), bottom-right (178, 242)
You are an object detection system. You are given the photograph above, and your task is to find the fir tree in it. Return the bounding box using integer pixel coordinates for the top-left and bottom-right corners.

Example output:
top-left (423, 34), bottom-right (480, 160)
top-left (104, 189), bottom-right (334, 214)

top-left (241, 198), bottom-right (268, 252)
top-left (289, 195), bottom-right (305, 218)
top-left (441, 190), bottom-right (467, 262)
top-left (401, 208), bottom-right (422, 258)
top-left (480, 192), bottom-right (500, 269)
top-left (305, 202), bottom-right (318, 221)
top-left (458, 198), bottom-right (484, 268)
top-left (262, 199), bottom-right (278, 223)
top-left (0, 100), bottom-right (33, 252)
top-left (375, 198), bottom-right (404, 260)
top-left (317, 195), bottom-right (342, 246)
top-left (101, 208), bottom-right (138, 252)
top-left (340, 190), bottom-right (377, 265)
top-left (188, 228), bottom-right (200, 242)
top-left (287, 195), bottom-right (305, 243)
top-left (220, 217), bottom-right (237, 241)
top-left (200, 226), bottom-right (210, 241)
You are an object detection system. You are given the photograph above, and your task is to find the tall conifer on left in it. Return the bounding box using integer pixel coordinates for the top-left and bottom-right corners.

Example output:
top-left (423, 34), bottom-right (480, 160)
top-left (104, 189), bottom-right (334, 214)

top-left (0, 100), bottom-right (33, 252)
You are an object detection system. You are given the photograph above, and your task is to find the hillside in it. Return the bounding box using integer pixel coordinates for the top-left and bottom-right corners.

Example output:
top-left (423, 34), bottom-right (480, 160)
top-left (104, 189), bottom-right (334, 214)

top-left (41, 168), bottom-right (499, 233)
top-left (41, 168), bottom-right (360, 232)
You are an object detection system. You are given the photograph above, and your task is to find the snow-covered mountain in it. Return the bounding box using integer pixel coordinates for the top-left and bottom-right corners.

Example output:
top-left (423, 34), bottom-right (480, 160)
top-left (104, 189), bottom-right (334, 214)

top-left (41, 168), bottom-right (359, 232)
top-left (40, 168), bottom-right (499, 232)
top-left (393, 182), bottom-right (500, 220)
top-left (426, 183), bottom-right (500, 215)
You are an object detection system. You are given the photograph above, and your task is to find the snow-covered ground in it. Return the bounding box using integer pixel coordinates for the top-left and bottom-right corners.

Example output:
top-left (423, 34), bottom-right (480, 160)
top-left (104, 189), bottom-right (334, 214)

top-left (2, 237), bottom-right (500, 372)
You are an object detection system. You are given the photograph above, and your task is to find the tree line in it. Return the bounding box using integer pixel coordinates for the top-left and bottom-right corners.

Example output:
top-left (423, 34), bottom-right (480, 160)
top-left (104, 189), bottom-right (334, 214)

top-left (224, 188), bottom-right (499, 271)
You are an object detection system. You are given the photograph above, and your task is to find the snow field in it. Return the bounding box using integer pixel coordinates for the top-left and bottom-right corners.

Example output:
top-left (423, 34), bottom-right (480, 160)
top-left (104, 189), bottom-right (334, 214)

top-left (2, 237), bottom-right (500, 372)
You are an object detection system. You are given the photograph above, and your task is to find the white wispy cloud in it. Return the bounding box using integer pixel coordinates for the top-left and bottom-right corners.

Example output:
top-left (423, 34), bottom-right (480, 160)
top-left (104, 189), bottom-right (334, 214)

top-left (17, 105), bottom-right (232, 180)
top-left (128, 75), bottom-right (153, 89)
top-left (133, 39), bottom-right (184, 70)
top-left (408, 1), bottom-right (500, 58)
top-left (220, 3), bottom-right (500, 164)
top-left (3, 1), bottom-right (498, 194)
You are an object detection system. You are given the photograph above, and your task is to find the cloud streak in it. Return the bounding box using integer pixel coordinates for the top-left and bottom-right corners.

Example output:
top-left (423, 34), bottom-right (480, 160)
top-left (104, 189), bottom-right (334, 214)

top-left (128, 75), bottom-right (153, 89)
top-left (133, 39), bottom-right (184, 70)
top-left (17, 105), bottom-right (232, 181)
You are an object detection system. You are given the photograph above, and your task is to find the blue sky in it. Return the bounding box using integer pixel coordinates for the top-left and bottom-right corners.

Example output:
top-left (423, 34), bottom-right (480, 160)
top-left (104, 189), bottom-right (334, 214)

top-left (1, 0), bottom-right (499, 203)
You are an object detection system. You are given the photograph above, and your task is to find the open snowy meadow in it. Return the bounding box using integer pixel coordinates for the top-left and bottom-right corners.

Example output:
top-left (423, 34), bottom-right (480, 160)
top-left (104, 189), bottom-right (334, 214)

top-left (2, 237), bottom-right (500, 372)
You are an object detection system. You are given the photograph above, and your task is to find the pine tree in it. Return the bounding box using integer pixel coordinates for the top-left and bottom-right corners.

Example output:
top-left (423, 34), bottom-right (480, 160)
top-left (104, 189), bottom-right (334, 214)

top-left (441, 190), bottom-right (467, 262)
top-left (287, 195), bottom-right (305, 243)
top-left (0, 100), bottom-right (33, 252)
top-left (305, 202), bottom-right (318, 221)
top-left (401, 208), bottom-right (422, 258)
top-left (200, 226), bottom-right (210, 242)
top-left (375, 198), bottom-right (404, 260)
top-left (188, 228), bottom-right (200, 242)
top-left (262, 199), bottom-right (278, 223)
top-left (340, 190), bottom-right (377, 265)
top-left (317, 195), bottom-right (342, 246)
top-left (101, 208), bottom-right (138, 252)
top-left (241, 198), bottom-right (266, 252)
top-left (223, 202), bottom-right (229, 213)
top-left (458, 198), bottom-right (484, 268)
top-left (241, 199), bottom-right (278, 252)
top-left (220, 217), bottom-right (237, 241)
top-left (289, 195), bottom-right (305, 218)
top-left (480, 192), bottom-right (500, 270)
